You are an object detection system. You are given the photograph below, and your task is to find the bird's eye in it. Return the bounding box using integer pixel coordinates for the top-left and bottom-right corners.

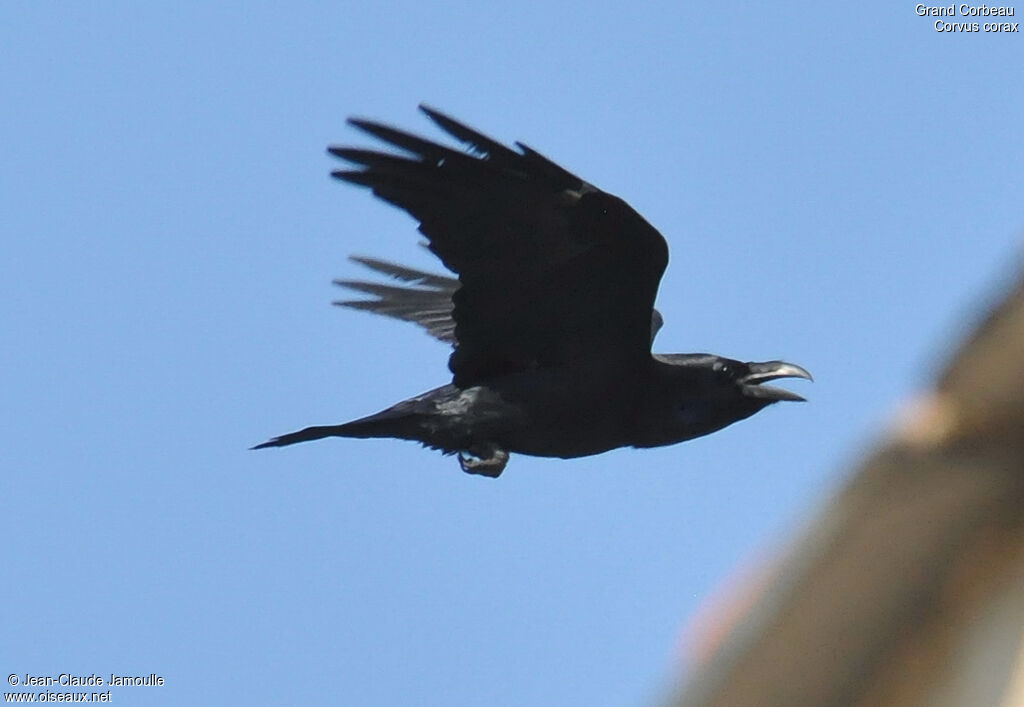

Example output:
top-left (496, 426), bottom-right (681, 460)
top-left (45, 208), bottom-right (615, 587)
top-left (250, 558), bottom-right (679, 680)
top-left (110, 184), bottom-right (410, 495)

top-left (713, 362), bottom-right (733, 378)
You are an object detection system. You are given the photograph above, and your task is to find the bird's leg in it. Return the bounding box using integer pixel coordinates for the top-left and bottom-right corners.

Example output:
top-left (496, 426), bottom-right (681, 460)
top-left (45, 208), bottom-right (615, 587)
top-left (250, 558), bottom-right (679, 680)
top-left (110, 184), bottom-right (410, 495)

top-left (457, 443), bottom-right (509, 478)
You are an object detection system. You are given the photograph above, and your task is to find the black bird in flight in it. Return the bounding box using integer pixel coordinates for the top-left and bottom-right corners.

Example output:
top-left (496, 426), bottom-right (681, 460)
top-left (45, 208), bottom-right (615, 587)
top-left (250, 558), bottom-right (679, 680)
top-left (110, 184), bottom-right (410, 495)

top-left (254, 106), bottom-right (811, 477)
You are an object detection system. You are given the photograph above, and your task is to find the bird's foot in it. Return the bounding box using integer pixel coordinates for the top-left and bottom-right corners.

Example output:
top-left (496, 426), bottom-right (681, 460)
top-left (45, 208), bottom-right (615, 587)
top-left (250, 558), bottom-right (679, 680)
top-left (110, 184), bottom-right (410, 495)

top-left (458, 445), bottom-right (509, 478)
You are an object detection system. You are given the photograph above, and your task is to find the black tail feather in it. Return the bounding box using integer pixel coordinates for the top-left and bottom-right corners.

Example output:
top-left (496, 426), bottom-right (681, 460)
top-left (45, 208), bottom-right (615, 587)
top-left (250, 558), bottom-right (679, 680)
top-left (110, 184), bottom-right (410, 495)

top-left (251, 405), bottom-right (423, 451)
top-left (251, 424), bottom-right (359, 450)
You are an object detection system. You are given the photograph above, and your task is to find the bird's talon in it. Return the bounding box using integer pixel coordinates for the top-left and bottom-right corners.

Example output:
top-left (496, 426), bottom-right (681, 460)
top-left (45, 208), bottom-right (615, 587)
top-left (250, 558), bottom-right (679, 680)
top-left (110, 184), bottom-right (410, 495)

top-left (458, 447), bottom-right (509, 477)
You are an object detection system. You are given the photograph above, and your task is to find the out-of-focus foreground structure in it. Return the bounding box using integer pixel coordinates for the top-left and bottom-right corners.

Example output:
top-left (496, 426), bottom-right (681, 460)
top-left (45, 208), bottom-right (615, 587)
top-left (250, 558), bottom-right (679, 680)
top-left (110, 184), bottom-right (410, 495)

top-left (672, 266), bottom-right (1024, 707)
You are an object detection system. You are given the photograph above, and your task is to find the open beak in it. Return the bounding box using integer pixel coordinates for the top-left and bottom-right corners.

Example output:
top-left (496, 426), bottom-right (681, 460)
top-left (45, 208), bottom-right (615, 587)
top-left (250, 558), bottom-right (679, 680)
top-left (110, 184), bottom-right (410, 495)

top-left (741, 361), bottom-right (813, 402)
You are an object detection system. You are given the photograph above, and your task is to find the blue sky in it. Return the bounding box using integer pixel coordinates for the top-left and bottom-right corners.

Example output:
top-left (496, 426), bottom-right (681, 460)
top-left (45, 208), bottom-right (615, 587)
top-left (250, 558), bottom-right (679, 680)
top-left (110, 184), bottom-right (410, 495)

top-left (3, 3), bottom-right (1021, 705)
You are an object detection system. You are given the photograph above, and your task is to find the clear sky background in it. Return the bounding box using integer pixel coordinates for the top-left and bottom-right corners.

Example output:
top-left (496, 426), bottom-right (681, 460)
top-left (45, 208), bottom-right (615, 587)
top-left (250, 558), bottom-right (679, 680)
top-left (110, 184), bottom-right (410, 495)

top-left (3, 3), bottom-right (1022, 705)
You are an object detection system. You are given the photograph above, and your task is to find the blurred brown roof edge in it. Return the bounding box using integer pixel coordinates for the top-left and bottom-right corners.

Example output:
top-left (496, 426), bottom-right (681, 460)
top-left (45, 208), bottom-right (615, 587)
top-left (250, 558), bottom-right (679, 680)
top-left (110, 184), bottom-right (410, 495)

top-left (670, 261), bottom-right (1024, 707)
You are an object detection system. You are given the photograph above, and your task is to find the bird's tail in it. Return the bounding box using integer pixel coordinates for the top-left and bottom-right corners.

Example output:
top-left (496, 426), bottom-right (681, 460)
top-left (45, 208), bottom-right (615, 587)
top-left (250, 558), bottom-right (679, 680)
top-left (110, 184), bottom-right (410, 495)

top-left (251, 408), bottom-right (417, 450)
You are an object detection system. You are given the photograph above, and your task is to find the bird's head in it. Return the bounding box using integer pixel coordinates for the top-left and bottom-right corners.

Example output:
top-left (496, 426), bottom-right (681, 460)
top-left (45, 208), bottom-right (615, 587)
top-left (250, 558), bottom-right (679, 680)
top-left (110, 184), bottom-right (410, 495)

top-left (635, 354), bottom-right (813, 448)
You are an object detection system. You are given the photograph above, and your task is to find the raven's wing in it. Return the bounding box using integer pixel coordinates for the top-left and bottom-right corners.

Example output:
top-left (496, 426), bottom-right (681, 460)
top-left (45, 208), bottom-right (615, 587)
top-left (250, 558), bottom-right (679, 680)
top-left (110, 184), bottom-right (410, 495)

top-left (330, 105), bottom-right (669, 387)
top-left (334, 256), bottom-right (460, 344)
top-left (335, 256), bottom-right (666, 348)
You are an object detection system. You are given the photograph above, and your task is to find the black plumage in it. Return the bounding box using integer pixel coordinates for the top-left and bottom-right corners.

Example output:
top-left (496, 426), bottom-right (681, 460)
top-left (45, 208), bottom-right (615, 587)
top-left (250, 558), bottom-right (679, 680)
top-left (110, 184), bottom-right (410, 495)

top-left (254, 106), bottom-right (811, 476)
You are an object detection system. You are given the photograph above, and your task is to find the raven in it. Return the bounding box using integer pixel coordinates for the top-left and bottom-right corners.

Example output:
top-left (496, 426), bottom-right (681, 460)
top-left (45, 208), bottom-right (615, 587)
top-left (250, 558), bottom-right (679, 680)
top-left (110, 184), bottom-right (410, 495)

top-left (254, 106), bottom-right (811, 477)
